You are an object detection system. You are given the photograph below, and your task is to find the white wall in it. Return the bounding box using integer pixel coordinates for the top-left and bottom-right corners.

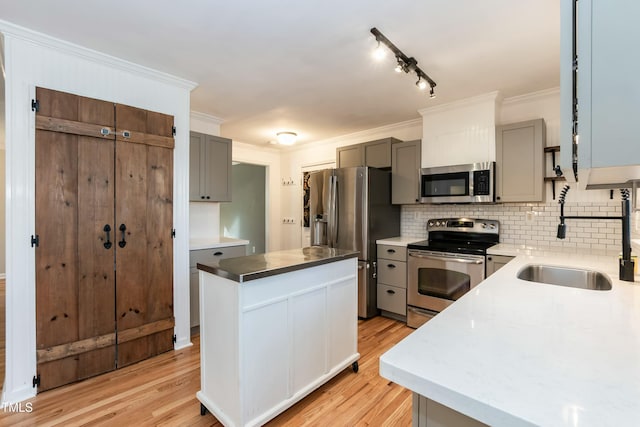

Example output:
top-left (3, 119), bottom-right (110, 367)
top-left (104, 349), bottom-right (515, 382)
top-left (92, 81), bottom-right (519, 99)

top-left (1, 21), bottom-right (195, 404)
top-left (279, 119), bottom-right (422, 249)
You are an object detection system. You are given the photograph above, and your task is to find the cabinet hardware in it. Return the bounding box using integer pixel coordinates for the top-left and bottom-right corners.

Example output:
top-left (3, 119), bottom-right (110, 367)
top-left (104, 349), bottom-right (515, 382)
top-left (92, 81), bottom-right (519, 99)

top-left (386, 289), bottom-right (396, 295)
top-left (387, 249), bottom-right (396, 254)
top-left (121, 130), bottom-right (131, 138)
top-left (213, 251), bottom-right (223, 256)
top-left (31, 99), bottom-right (40, 112)
top-left (118, 224), bottom-right (127, 248)
top-left (388, 264), bottom-right (396, 269)
top-left (33, 374), bottom-right (41, 388)
top-left (172, 126), bottom-right (176, 136)
top-left (31, 234), bottom-right (40, 248)
top-left (103, 224), bottom-right (112, 249)
top-left (171, 229), bottom-right (176, 239)
top-left (173, 334), bottom-right (177, 343)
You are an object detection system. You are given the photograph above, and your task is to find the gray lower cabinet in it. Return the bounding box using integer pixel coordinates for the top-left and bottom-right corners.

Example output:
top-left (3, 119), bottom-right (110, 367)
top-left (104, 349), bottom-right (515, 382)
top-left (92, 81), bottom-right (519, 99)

top-left (190, 131), bottom-right (232, 202)
top-left (336, 137), bottom-right (400, 169)
top-left (377, 244), bottom-right (407, 319)
top-left (486, 255), bottom-right (514, 277)
top-left (495, 119), bottom-right (545, 202)
top-left (392, 139), bottom-right (421, 204)
top-left (189, 245), bottom-right (247, 328)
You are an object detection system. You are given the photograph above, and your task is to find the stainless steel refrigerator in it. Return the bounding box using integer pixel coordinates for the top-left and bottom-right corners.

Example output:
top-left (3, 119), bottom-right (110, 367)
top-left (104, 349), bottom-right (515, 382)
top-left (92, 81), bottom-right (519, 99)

top-left (309, 167), bottom-right (400, 318)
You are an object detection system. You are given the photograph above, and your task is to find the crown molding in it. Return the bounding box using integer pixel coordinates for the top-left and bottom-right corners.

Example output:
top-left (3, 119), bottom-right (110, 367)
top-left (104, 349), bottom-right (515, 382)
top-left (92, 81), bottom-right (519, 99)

top-left (418, 91), bottom-right (502, 117)
top-left (190, 111), bottom-right (225, 126)
top-left (501, 87), bottom-right (560, 105)
top-left (0, 19), bottom-right (197, 90)
top-left (285, 118), bottom-right (423, 152)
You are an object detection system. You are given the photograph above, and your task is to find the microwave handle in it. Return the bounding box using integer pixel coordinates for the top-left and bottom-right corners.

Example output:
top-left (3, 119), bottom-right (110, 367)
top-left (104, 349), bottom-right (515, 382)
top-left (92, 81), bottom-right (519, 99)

top-left (408, 253), bottom-right (484, 265)
top-left (416, 168), bottom-right (421, 203)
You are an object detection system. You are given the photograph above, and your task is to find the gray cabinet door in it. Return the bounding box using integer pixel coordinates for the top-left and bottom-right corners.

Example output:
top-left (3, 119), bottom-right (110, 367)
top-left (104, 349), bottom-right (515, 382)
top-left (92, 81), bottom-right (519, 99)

top-left (189, 131), bottom-right (232, 202)
top-left (189, 132), bottom-right (205, 201)
top-left (391, 140), bottom-right (421, 204)
top-left (496, 119), bottom-right (545, 202)
top-left (337, 144), bottom-right (364, 168)
top-left (205, 135), bottom-right (232, 202)
top-left (364, 138), bottom-right (392, 168)
top-left (486, 255), bottom-right (514, 277)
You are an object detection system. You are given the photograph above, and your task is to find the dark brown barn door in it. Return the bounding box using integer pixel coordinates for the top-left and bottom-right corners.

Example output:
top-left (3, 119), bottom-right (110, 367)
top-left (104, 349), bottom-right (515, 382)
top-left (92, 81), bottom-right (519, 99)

top-left (35, 88), bottom-right (117, 391)
top-left (35, 88), bottom-right (174, 391)
top-left (114, 104), bottom-right (175, 367)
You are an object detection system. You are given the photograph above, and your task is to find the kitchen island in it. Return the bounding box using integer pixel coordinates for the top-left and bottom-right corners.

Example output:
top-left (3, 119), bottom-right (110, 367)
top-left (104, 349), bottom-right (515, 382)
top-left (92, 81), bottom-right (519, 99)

top-left (197, 246), bottom-right (360, 427)
top-left (380, 249), bottom-right (640, 426)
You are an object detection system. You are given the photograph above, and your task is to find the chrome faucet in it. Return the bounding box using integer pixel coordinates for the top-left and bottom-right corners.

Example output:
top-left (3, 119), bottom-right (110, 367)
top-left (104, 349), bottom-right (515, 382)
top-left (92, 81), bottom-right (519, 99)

top-left (557, 185), bottom-right (635, 282)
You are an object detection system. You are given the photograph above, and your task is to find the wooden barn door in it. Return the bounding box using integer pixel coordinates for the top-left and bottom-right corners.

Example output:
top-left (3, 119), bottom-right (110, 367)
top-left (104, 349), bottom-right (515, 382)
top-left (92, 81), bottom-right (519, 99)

top-left (35, 88), bottom-right (175, 391)
top-left (114, 104), bottom-right (175, 367)
top-left (35, 88), bottom-right (117, 391)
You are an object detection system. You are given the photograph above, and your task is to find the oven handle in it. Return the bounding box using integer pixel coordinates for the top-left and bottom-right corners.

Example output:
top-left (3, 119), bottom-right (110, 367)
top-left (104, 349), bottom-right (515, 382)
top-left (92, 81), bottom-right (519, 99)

top-left (408, 253), bottom-right (484, 264)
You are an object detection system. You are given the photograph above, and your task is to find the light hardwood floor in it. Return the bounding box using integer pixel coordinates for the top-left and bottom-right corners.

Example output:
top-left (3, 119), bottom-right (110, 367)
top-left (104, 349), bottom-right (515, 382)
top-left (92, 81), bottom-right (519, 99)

top-left (0, 279), bottom-right (4, 385)
top-left (0, 315), bottom-right (414, 426)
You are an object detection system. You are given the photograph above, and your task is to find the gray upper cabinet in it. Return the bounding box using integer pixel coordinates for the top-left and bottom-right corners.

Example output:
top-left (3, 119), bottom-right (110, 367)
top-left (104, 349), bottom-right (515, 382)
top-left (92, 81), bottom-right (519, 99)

top-left (336, 137), bottom-right (399, 169)
top-left (190, 131), bottom-right (232, 202)
top-left (560, 0), bottom-right (640, 186)
top-left (391, 139), bottom-right (421, 204)
top-left (336, 144), bottom-right (365, 168)
top-left (495, 119), bottom-right (545, 202)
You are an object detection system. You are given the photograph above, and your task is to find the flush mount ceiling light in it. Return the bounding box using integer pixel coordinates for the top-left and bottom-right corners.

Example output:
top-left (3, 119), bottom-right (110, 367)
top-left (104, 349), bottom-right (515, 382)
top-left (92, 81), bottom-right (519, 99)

top-left (276, 131), bottom-right (297, 145)
top-left (370, 27), bottom-right (437, 99)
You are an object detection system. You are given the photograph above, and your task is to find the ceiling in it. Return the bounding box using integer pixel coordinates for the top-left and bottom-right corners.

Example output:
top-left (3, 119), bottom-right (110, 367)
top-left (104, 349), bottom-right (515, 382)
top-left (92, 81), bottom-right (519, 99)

top-left (0, 0), bottom-right (560, 147)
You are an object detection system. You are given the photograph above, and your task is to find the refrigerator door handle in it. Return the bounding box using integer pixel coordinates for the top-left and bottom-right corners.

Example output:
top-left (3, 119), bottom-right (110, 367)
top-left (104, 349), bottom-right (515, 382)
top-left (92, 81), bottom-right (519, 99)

top-left (329, 175), bottom-right (338, 247)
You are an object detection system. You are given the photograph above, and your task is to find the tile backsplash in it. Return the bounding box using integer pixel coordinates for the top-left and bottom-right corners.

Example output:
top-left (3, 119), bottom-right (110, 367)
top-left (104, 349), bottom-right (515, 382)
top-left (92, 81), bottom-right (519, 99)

top-left (401, 202), bottom-right (625, 252)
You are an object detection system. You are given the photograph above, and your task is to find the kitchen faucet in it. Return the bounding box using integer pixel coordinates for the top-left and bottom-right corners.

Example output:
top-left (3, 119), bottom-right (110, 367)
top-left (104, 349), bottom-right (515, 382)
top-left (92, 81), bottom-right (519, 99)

top-left (557, 185), bottom-right (635, 282)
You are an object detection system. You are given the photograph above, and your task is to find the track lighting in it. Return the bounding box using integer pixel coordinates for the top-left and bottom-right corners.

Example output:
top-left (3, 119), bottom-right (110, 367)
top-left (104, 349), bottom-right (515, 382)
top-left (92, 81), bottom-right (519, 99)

top-left (370, 27), bottom-right (437, 99)
top-left (373, 41), bottom-right (386, 61)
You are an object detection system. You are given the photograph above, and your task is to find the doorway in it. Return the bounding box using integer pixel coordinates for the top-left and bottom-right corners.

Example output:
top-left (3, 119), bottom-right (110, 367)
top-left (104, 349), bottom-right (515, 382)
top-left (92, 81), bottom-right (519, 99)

top-left (220, 163), bottom-right (266, 254)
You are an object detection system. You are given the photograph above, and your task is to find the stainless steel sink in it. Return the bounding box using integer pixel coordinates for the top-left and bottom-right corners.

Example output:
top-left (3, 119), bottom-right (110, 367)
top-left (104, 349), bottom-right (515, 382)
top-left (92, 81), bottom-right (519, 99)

top-left (517, 264), bottom-right (612, 291)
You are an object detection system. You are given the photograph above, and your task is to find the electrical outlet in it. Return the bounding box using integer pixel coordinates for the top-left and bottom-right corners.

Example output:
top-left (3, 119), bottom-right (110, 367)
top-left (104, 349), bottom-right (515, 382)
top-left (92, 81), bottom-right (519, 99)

top-left (525, 211), bottom-right (536, 224)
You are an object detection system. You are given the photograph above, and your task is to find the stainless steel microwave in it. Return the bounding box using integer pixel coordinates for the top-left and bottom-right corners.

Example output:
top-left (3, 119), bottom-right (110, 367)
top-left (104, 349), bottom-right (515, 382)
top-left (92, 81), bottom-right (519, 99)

top-left (420, 162), bottom-right (495, 203)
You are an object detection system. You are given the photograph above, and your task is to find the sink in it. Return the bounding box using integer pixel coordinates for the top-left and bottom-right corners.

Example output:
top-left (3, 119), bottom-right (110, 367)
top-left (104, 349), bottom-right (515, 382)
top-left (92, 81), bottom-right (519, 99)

top-left (517, 264), bottom-right (612, 291)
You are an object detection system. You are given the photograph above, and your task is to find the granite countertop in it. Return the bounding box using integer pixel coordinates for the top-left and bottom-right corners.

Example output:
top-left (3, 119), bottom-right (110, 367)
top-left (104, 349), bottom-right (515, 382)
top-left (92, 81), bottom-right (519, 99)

top-left (380, 249), bottom-right (640, 426)
top-left (376, 236), bottom-right (425, 247)
top-left (197, 246), bottom-right (359, 283)
top-left (190, 236), bottom-right (250, 251)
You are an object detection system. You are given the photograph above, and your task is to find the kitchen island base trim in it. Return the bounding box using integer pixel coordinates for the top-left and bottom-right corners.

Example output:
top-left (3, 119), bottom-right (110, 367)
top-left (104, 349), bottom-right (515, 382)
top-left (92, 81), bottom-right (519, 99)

top-left (198, 256), bottom-right (359, 427)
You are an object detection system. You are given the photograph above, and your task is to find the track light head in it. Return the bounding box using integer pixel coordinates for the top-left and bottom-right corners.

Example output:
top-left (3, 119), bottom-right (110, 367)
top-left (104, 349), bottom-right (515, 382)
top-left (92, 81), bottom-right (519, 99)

top-left (416, 78), bottom-right (427, 90)
top-left (429, 86), bottom-right (436, 98)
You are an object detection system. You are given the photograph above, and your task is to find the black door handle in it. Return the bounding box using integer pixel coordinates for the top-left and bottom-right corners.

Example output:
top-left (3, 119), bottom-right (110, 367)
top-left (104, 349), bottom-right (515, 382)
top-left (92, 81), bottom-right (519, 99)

top-left (386, 289), bottom-right (396, 295)
top-left (388, 264), bottom-right (396, 269)
top-left (118, 224), bottom-right (127, 248)
top-left (103, 224), bottom-right (112, 249)
top-left (213, 251), bottom-right (223, 256)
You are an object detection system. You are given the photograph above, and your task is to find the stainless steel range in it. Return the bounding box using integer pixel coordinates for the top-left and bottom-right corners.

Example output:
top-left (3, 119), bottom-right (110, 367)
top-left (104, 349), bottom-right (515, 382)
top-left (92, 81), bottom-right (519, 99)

top-left (406, 218), bottom-right (499, 328)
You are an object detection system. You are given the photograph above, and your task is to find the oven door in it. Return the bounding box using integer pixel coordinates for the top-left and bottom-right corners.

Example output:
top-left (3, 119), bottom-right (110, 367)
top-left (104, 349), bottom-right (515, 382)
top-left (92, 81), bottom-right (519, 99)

top-left (407, 250), bottom-right (485, 313)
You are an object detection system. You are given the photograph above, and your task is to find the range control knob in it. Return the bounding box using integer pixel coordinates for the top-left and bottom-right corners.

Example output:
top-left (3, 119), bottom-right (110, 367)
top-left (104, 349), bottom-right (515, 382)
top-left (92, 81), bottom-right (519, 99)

top-left (480, 223), bottom-right (487, 228)
top-left (428, 221), bottom-right (435, 227)
top-left (489, 224), bottom-right (496, 229)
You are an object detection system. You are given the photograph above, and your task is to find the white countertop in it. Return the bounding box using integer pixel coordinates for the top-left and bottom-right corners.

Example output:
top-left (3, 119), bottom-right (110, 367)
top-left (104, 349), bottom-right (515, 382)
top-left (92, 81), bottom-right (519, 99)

top-left (380, 250), bottom-right (640, 426)
top-left (376, 236), bottom-right (425, 247)
top-left (190, 236), bottom-right (250, 251)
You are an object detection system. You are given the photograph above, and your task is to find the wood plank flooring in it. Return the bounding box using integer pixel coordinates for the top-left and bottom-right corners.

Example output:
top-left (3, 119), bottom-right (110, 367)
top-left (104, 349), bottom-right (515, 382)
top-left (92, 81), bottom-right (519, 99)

top-left (0, 316), bottom-right (414, 426)
top-left (0, 278), bottom-right (4, 384)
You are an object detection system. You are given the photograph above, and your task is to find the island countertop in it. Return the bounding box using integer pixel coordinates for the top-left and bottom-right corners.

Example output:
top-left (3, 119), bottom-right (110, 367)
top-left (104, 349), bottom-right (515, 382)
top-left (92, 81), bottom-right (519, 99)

top-left (380, 251), bottom-right (640, 427)
top-left (197, 246), bottom-right (359, 283)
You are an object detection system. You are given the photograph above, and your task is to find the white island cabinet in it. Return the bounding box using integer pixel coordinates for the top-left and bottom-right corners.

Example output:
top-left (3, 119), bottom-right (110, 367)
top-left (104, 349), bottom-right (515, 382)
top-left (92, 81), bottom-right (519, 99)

top-left (197, 247), bottom-right (360, 427)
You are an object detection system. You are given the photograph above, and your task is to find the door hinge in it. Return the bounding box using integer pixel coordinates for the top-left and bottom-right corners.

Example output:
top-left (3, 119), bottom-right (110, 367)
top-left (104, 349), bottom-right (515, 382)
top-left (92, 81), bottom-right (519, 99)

top-left (173, 334), bottom-right (177, 344)
top-left (31, 234), bottom-right (39, 247)
top-left (31, 99), bottom-right (40, 112)
top-left (171, 229), bottom-right (176, 239)
top-left (32, 374), bottom-right (41, 388)
top-left (172, 126), bottom-right (176, 136)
